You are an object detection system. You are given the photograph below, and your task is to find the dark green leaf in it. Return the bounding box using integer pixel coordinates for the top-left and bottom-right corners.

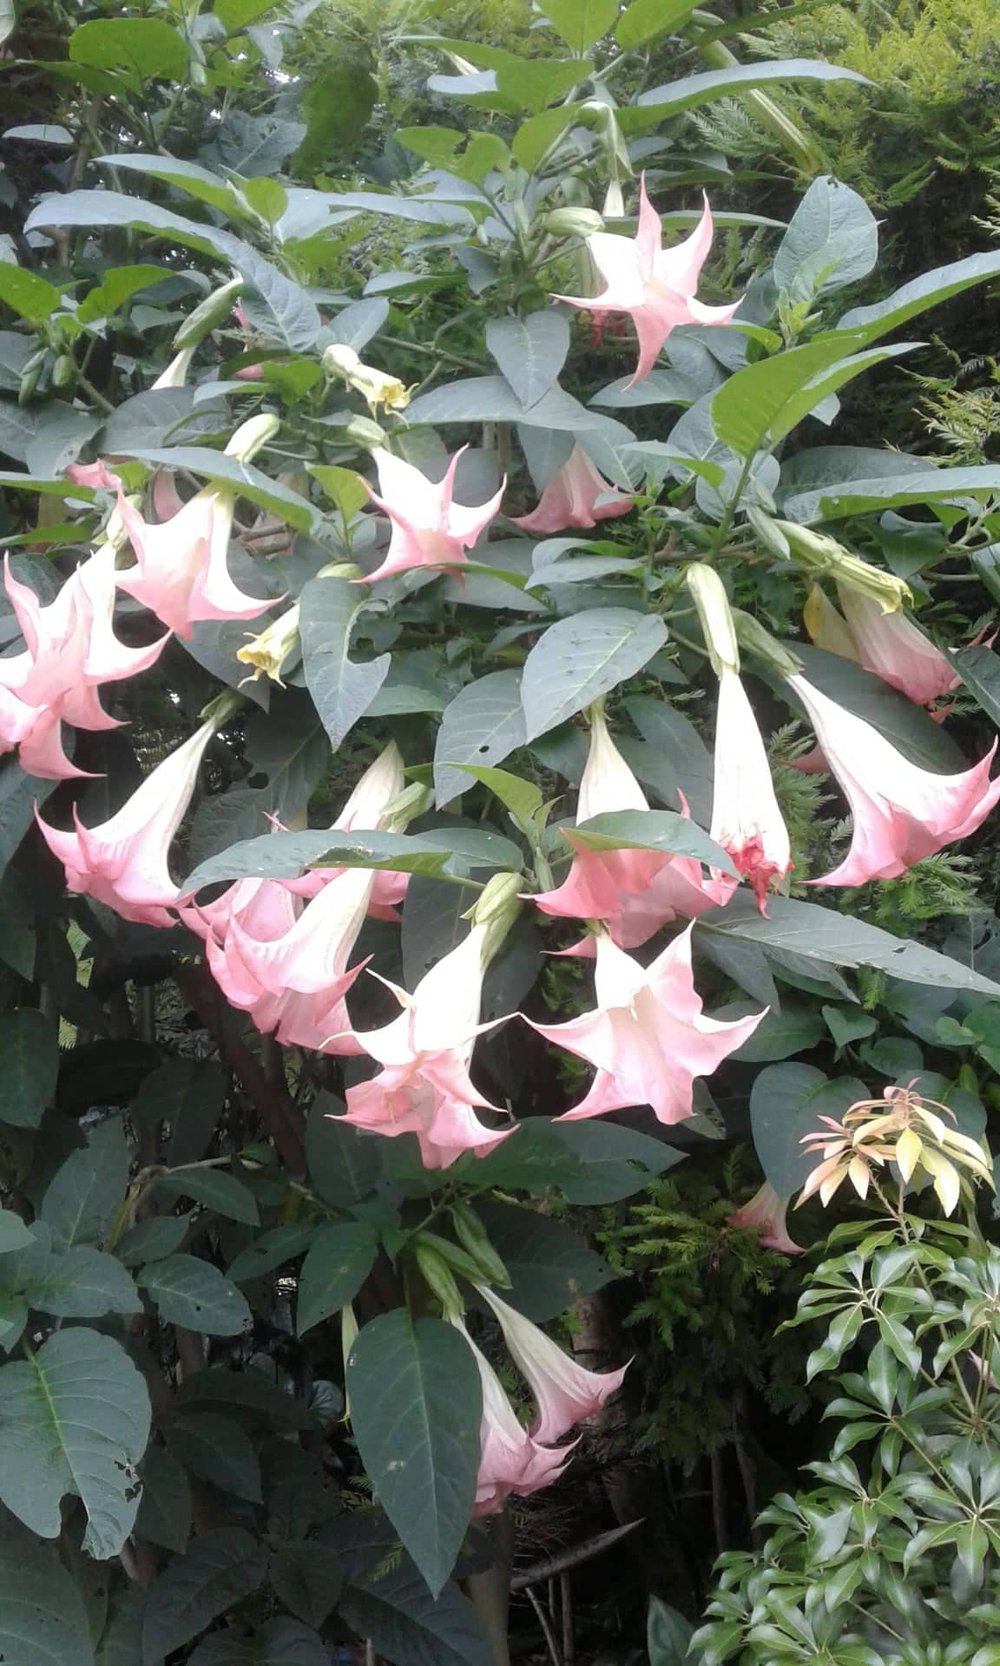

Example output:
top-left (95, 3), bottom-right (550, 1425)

top-left (171, 1411), bottom-right (263, 1503)
top-left (136, 1444), bottom-right (192, 1554)
top-left (0, 1327), bottom-right (150, 1558)
top-left (305, 1093), bottom-right (382, 1207)
top-left (0, 1009), bottom-right (57, 1128)
top-left (521, 610), bottom-right (668, 742)
top-left (31, 1244), bottom-right (141, 1318)
top-left (227, 1223), bottom-right (316, 1283)
top-left (347, 1312), bottom-right (481, 1597)
top-left (783, 465), bottom-right (1000, 524)
top-left (330, 1516), bottom-right (491, 1666)
top-left (434, 670), bottom-right (527, 807)
top-left (748, 1063), bottom-right (865, 1196)
top-left (550, 1120), bottom-right (684, 1202)
top-left (268, 1541), bottom-right (344, 1629)
top-left (700, 895), bottom-right (1000, 997)
top-left (571, 808), bottom-right (734, 873)
top-left (485, 311), bottom-right (569, 409)
top-left (122, 445), bottom-right (317, 533)
top-left (137, 1254), bottom-right (251, 1336)
top-left (141, 1528), bottom-right (267, 1662)
top-left (296, 1222), bottom-right (378, 1337)
top-left (954, 645), bottom-right (1000, 727)
top-left (299, 574), bottom-right (390, 750)
top-left (622, 60), bottom-right (870, 133)
top-left (713, 335), bottom-right (912, 459)
top-left (40, 1118), bottom-right (128, 1248)
top-left (838, 249), bottom-right (1000, 347)
top-left (0, 1520), bottom-right (94, 1666)
top-left (116, 1214), bottom-right (191, 1269)
top-left (647, 1596), bottom-right (695, 1666)
top-left (790, 643), bottom-right (964, 773)
top-left (729, 1000), bottom-right (825, 1062)
top-left (154, 1168), bottom-right (260, 1226)
top-left (773, 177), bottom-right (878, 303)
top-left (184, 825), bottom-right (523, 892)
top-left (474, 1201), bottom-right (613, 1320)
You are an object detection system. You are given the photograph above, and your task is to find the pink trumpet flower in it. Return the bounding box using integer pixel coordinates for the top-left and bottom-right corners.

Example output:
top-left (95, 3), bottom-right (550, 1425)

top-left (190, 743), bottom-right (407, 1050)
top-left (511, 444), bottom-right (633, 534)
top-left (554, 175), bottom-right (739, 386)
top-left (340, 922), bottom-right (513, 1169)
top-left (837, 586), bottom-right (960, 706)
top-left (787, 672), bottom-right (1000, 885)
top-left (360, 445), bottom-right (505, 583)
top-left (528, 925), bottom-right (765, 1127)
top-left (65, 460), bottom-right (122, 493)
top-left (727, 1181), bottom-right (802, 1255)
top-left (36, 716), bottom-right (217, 925)
top-left (450, 1317), bottom-right (572, 1517)
top-left (477, 1284), bottom-right (627, 1444)
top-left (0, 545), bottom-right (168, 779)
top-left (114, 416), bottom-right (278, 639)
top-left (531, 707), bottom-right (727, 950)
top-left (710, 667), bottom-right (791, 912)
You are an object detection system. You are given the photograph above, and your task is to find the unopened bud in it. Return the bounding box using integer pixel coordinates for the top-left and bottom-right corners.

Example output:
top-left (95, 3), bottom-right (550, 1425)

top-left (236, 600), bottom-right (301, 686)
top-left (341, 1303), bottom-right (359, 1420)
top-left (602, 180), bottom-right (625, 219)
top-left (343, 415), bottom-right (387, 450)
top-left (775, 521), bottom-right (912, 614)
top-left (412, 1239), bottom-right (464, 1319)
top-left (803, 584), bottom-right (859, 661)
top-left (384, 781), bottom-right (433, 833)
top-left (172, 276), bottom-right (245, 350)
top-left (450, 1202), bottom-right (512, 1288)
top-left (684, 562), bottom-right (739, 675)
top-left (543, 207), bottom-right (604, 239)
top-left (731, 610), bottom-right (803, 678)
top-left (467, 871), bottom-right (522, 960)
top-left (225, 412), bottom-right (280, 463)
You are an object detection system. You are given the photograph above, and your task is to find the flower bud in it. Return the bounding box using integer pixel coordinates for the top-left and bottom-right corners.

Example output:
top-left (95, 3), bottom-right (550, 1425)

top-left (382, 781), bottom-right (433, 833)
top-left (684, 562), bottom-right (739, 675)
top-left (412, 1238), bottom-right (465, 1319)
top-left (323, 342), bottom-right (412, 417)
top-left (236, 600), bottom-right (301, 686)
top-left (151, 346), bottom-right (196, 390)
top-left (467, 871), bottom-right (522, 961)
top-left (731, 610), bottom-right (803, 677)
top-left (775, 521), bottom-right (912, 613)
top-left (542, 207), bottom-right (604, 239)
top-left (602, 180), bottom-right (625, 219)
top-left (172, 276), bottom-right (245, 350)
top-left (225, 412), bottom-right (280, 463)
top-left (450, 1201), bottom-right (512, 1288)
top-left (342, 415), bottom-right (387, 450)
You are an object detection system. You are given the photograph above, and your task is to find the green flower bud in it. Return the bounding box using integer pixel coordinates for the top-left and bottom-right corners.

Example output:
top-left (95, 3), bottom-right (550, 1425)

top-left (684, 562), bottom-right (740, 675)
top-left (172, 276), bottom-right (245, 350)
top-left (542, 207), bottom-right (604, 239)
top-left (450, 1201), bottom-right (512, 1288)
top-left (343, 415), bottom-right (387, 450)
top-left (412, 1238), bottom-right (464, 1319)
top-left (775, 521), bottom-right (912, 613)
top-left (731, 609), bottom-right (803, 678)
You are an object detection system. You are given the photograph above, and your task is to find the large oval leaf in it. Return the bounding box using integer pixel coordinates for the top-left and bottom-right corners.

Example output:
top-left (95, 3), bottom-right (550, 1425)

top-left (520, 609), bottom-right (667, 741)
top-left (347, 1312), bottom-right (481, 1598)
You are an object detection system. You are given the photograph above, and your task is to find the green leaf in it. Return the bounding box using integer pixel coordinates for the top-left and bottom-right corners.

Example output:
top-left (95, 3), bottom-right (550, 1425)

top-left (154, 1168), bottom-right (260, 1226)
top-left (712, 334), bottom-right (913, 459)
top-left (0, 1208), bottom-right (33, 1253)
top-left (347, 1311), bottom-right (481, 1597)
top-left (76, 264), bottom-right (171, 325)
top-left (69, 18), bottom-right (188, 82)
top-left (95, 154), bottom-right (239, 217)
top-left (116, 1215), bottom-right (191, 1269)
top-left (141, 1527), bottom-right (267, 1662)
top-left (299, 574), bottom-right (390, 751)
top-left (184, 825), bottom-right (523, 893)
top-left (31, 1244), bottom-right (141, 1319)
top-left (0, 1520), bottom-right (95, 1666)
top-left (0, 265), bottom-right (61, 322)
top-left (485, 311), bottom-right (569, 409)
top-left (621, 59), bottom-right (870, 132)
top-left (0, 1009), bottom-right (57, 1128)
top-left (269, 1540), bottom-right (344, 1629)
top-left (540, 0), bottom-right (617, 50)
top-left (0, 1327), bottom-right (150, 1557)
top-left (25, 191), bottom-right (321, 352)
top-left (308, 463), bottom-right (368, 522)
top-left (749, 1064), bottom-right (865, 1196)
top-left (702, 894), bottom-right (1000, 998)
top-left (188, 1618), bottom-right (330, 1665)
top-left (521, 610), bottom-right (668, 742)
top-left (625, 694), bottom-right (714, 825)
top-left (550, 1121), bottom-right (683, 1203)
top-left (474, 1201), bottom-right (613, 1320)
top-left (405, 374), bottom-right (634, 441)
top-left (450, 765), bottom-right (543, 829)
top-left (511, 103), bottom-right (586, 172)
top-left (296, 1222), bottom-right (378, 1337)
top-left (130, 1057), bottom-right (226, 1168)
top-left (730, 1000), bottom-right (825, 1062)
top-left (617, 0), bottom-right (696, 47)
top-left (823, 1006), bottom-right (877, 1049)
top-left (773, 176), bottom-right (878, 303)
top-left (647, 1596), bottom-right (694, 1666)
top-left (137, 1254), bottom-right (251, 1336)
top-left (954, 644), bottom-right (1000, 727)
top-left (305, 1093), bottom-right (382, 1208)
top-left (135, 1444), bottom-right (192, 1554)
top-left (428, 56), bottom-right (591, 117)
top-left (227, 1223), bottom-right (316, 1283)
top-left (41, 1118), bottom-right (129, 1248)
top-left (176, 1364), bottom-right (311, 1430)
top-left (837, 248), bottom-right (1000, 346)
top-left (782, 464), bottom-right (1000, 524)
top-left (296, 62), bottom-right (378, 174)
top-left (570, 808), bottom-right (734, 873)
top-left (121, 445), bottom-right (317, 533)
top-left (333, 1526), bottom-right (491, 1666)
top-left (434, 669), bottom-right (526, 807)
top-left (171, 1411), bottom-right (263, 1503)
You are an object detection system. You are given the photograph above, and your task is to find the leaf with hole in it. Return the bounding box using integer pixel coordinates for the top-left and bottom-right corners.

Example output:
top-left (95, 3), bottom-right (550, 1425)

top-left (296, 1222), bottom-right (378, 1337)
top-left (137, 1254), bottom-right (251, 1336)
